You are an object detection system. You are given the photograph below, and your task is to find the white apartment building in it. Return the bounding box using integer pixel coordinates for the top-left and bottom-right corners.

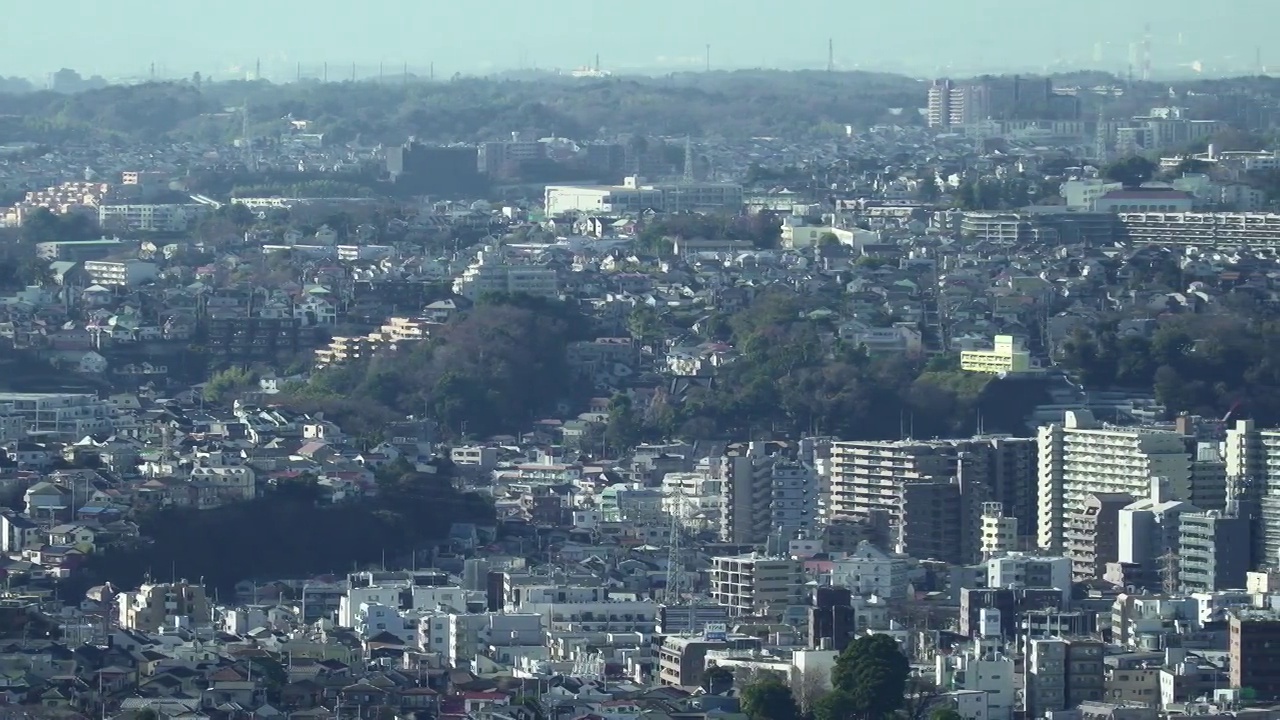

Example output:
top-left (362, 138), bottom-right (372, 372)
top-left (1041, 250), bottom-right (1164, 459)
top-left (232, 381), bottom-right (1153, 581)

top-left (0, 393), bottom-right (113, 441)
top-left (1223, 419), bottom-right (1280, 564)
top-left (83, 260), bottom-right (158, 287)
top-left (1061, 179), bottom-right (1125, 210)
top-left (936, 643), bottom-right (1017, 720)
top-left (97, 203), bottom-right (204, 232)
top-left (928, 79), bottom-right (990, 128)
top-left (188, 466), bottom-right (256, 502)
top-left (1037, 411), bottom-right (1192, 552)
top-left (452, 246), bottom-right (558, 300)
top-left (829, 540), bottom-right (913, 599)
top-left (980, 503), bottom-right (1018, 559)
top-left (338, 571), bottom-right (471, 628)
top-left (0, 403), bottom-right (27, 443)
top-left (709, 554), bottom-right (802, 616)
top-left (987, 554), bottom-right (1072, 603)
top-left (661, 469), bottom-right (723, 529)
top-left (418, 611), bottom-right (543, 669)
top-left (352, 602), bottom-right (419, 643)
top-left (118, 581), bottom-right (210, 632)
top-left (544, 176), bottom-right (743, 215)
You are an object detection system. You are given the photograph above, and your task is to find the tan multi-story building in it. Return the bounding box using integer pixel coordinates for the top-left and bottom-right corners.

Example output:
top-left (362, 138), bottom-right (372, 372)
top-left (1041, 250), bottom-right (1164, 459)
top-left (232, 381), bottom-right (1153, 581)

top-left (709, 554), bottom-right (800, 618)
top-left (118, 581), bottom-right (210, 632)
top-left (1230, 611), bottom-right (1280, 700)
top-left (1064, 492), bottom-right (1133, 582)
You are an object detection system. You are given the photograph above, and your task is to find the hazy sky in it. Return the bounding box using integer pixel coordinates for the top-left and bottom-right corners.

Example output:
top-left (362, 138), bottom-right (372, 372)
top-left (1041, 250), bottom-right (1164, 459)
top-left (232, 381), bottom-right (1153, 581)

top-left (2, 0), bottom-right (1276, 81)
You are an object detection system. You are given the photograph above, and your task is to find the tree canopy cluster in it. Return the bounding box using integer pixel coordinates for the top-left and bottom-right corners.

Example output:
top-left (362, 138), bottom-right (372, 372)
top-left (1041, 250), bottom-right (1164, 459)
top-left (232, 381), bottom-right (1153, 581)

top-left (17, 206), bottom-right (100, 243)
top-left (1059, 315), bottom-right (1280, 425)
top-left (281, 295), bottom-right (591, 442)
top-left (636, 213), bottom-right (783, 254)
top-left (76, 461), bottom-right (493, 596)
top-left (737, 634), bottom-right (924, 720)
top-left (1102, 156), bottom-right (1158, 188)
top-left (614, 291), bottom-right (995, 445)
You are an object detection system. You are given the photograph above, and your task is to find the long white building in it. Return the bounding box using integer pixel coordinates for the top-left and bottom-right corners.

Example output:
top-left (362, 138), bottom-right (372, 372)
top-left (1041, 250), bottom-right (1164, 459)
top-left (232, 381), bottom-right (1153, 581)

top-left (1037, 411), bottom-right (1192, 552)
top-left (545, 176), bottom-right (743, 215)
top-left (0, 393), bottom-right (113, 441)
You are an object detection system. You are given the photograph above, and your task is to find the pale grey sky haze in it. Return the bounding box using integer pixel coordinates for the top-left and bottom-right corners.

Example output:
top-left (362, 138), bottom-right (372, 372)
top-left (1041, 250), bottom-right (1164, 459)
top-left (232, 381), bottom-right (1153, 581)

top-left (2, 0), bottom-right (1275, 81)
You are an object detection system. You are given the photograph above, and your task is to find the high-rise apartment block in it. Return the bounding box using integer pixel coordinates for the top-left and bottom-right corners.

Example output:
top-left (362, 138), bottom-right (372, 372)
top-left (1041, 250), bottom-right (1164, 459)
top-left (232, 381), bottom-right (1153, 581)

top-left (1179, 511), bottom-right (1252, 593)
top-left (1037, 411), bottom-right (1193, 553)
top-left (928, 79), bottom-right (991, 129)
top-left (1225, 419), bottom-right (1280, 565)
top-left (719, 443), bottom-right (818, 545)
top-left (830, 437), bottom-right (1036, 564)
top-left (1064, 492), bottom-right (1133, 581)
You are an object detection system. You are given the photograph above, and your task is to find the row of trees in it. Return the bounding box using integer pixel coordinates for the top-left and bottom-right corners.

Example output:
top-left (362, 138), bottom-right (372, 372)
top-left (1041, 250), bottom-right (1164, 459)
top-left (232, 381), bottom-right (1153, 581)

top-left (1058, 315), bottom-right (1280, 425)
top-left (0, 71), bottom-right (926, 145)
top-left (635, 212), bottom-right (783, 254)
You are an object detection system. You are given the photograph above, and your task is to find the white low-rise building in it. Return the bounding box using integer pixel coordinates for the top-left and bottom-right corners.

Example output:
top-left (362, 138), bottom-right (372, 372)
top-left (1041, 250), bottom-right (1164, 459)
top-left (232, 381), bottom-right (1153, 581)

top-left (452, 246), bottom-right (558, 300)
top-left (83, 260), bottom-right (158, 287)
top-left (97, 203), bottom-right (205, 232)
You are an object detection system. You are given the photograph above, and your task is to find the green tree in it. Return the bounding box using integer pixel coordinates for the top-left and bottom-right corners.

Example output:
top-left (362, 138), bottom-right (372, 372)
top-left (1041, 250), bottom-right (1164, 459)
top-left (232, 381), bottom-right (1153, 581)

top-left (627, 304), bottom-right (663, 347)
top-left (1103, 155), bottom-right (1158, 188)
top-left (203, 366), bottom-right (258, 403)
top-left (812, 690), bottom-right (859, 720)
top-left (604, 394), bottom-right (643, 455)
top-left (703, 665), bottom-right (734, 695)
top-left (930, 709), bottom-right (963, 720)
top-left (830, 634), bottom-right (911, 720)
top-left (818, 231), bottom-right (841, 248)
top-left (740, 676), bottom-right (800, 720)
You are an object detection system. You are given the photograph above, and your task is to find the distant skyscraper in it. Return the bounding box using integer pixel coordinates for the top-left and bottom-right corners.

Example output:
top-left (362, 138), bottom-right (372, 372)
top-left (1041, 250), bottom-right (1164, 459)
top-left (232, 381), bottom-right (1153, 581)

top-left (927, 78), bottom-right (990, 129)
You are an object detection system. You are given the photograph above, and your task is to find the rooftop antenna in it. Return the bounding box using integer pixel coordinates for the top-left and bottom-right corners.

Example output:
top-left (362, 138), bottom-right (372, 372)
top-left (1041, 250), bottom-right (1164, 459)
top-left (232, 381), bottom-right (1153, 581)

top-left (1159, 550), bottom-right (1179, 595)
top-left (683, 136), bottom-right (694, 181)
top-left (242, 99), bottom-right (256, 172)
top-left (1094, 102), bottom-right (1109, 163)
top-left (352, 62), bottom-right (356, 82)
top-left (663, 508), bottom-right (683, 604)
top-left (150, 62), bottom-right (155, 81)
top-left (705, 44), bottom-right (711, 73)
top-left (828, 38), bottom-right (834, 72)
top-left (255, 58), bottom-right (261, 81)
top-left (595, 53), bottom-right (600, 72)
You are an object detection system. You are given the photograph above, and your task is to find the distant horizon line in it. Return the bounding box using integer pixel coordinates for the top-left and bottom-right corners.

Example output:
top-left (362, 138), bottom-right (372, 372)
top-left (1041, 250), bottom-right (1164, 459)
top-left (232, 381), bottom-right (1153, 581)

top-left (12, 63), bottom-right (1274, 89)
